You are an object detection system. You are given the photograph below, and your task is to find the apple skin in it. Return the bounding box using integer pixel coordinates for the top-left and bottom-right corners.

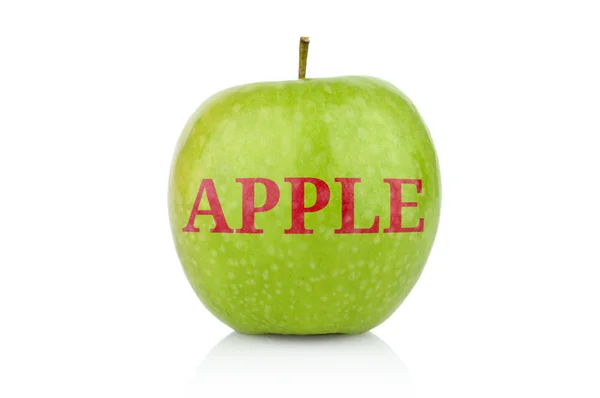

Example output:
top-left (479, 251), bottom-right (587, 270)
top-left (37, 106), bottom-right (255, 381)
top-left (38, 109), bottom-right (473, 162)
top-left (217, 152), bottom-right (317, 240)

top-left (168, 76), bottom-right (441, 334)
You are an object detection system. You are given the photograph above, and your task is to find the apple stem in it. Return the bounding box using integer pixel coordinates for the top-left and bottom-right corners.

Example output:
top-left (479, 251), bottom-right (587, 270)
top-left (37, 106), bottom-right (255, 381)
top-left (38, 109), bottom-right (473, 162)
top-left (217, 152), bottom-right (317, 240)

top-left (298, 36), bottom-right (310, 79)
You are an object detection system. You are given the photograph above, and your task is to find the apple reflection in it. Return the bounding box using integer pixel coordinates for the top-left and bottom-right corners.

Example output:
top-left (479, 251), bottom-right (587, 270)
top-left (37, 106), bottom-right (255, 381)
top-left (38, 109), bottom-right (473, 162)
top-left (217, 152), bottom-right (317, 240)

top-left (190, 332), bottom-right (412, 392)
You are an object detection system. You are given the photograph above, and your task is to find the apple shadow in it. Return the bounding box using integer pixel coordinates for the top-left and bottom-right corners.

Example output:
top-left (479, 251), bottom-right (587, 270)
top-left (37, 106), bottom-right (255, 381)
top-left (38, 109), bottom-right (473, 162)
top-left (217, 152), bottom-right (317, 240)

top-left (188, 332), bottom-right (412, 393)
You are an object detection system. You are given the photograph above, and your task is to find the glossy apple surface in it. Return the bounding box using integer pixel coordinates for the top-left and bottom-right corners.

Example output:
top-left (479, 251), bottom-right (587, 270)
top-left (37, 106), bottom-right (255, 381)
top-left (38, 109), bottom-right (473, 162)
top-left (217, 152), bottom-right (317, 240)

top-left (168, 76), bottom-right (441, 334)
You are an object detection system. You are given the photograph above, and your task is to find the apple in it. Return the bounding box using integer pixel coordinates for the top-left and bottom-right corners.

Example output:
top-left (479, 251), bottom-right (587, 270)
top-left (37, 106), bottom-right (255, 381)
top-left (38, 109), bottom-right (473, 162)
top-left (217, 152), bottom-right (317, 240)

top-left (168, 38), bottom-right (441, 334)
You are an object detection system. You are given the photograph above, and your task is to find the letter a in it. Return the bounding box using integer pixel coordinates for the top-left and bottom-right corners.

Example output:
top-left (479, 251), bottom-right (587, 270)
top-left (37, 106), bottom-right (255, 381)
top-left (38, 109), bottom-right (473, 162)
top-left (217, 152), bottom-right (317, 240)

top-left (182, 179), bottom-right (234, 233)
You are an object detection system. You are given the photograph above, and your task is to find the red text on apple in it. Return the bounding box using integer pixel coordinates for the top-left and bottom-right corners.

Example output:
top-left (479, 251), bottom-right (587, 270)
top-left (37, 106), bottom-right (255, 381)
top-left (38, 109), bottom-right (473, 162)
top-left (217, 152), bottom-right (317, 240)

top-left (182, 178), bottom-right (424, 234)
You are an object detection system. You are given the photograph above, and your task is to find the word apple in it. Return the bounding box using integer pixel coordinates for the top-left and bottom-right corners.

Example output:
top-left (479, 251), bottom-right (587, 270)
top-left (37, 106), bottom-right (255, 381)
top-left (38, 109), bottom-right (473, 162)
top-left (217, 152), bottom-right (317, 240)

top-left (168, 38), bottom-right (441, 334)
top-left (182, 177), bottom-right (425, 234)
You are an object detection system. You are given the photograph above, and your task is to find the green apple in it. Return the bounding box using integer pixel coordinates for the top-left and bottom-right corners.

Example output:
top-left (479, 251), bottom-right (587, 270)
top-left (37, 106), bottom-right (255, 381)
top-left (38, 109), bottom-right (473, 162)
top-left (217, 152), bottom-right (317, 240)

top-left (169, 43), bottom-right (440, 334)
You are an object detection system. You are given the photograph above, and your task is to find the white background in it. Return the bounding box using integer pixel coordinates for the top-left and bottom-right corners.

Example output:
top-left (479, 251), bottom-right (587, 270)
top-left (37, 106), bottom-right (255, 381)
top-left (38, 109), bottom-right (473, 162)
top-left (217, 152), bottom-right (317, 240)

top-left (1, 1), bottom-right (599, 397)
